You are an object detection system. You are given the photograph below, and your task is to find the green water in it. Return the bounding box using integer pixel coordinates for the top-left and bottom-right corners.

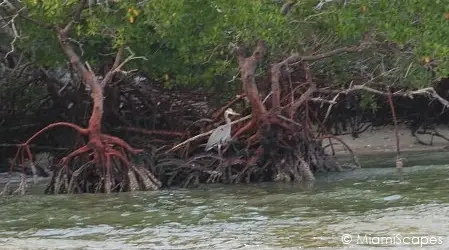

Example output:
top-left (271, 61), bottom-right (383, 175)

top-left (1, 152), bottom-right (449, 249)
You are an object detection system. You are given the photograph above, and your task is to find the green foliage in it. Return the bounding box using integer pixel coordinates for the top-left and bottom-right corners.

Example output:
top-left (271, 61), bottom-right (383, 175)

top-left (359, 92), bottom-right (377, 112)
top-left (3, 0), bottom-right (449, 94)
top-left (329, 0), bottom-right (449, 82)
top-left (11, 0), bottom-right (298, 89)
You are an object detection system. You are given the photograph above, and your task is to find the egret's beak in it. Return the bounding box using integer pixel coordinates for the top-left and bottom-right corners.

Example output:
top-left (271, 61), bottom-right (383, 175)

top-left (229, 110), bottom-right (241, 116)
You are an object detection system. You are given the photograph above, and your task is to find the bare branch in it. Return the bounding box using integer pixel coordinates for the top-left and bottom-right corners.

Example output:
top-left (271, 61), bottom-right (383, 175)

top-left (278, 43), bottom-right (370, 67)
top-left (0, 0), bottom-right (18, 10)
top-left (320, 91), bottom-right (341, 131)
top-left (315, 0), bottom-right (343, 10)
top-left (309, 97), bottom-right (336, 104)
top-left (339, 85), bottom-right (449, 108)
top-left (236, 40), bottom-right (268, 118)
top-left (272, 43), bottom-right (372, 114)
top-left (1, 0), bottom-right (52, 29)
top-left (112, 46), bottom-right (124, 69)
top-left (56, 28), bottom-right (92, 86)
top-left (1, 6), bottom-right (24, 59)
top-left (67, 38), bottom-right (85, 56)
top-left (317, 85), bottom-right (449, 119)
top-left (100, 47), bottom-right (148, 86)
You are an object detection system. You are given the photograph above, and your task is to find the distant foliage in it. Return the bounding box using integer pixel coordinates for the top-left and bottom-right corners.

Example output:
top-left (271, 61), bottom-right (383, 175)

top-left (327, 0), bottom-right (448, 86)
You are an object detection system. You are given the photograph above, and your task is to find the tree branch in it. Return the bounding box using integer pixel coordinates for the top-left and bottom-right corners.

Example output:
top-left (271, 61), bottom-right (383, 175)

top-left (56, 28), bottom-right (93, 87)
top-left (1, 6), bottom-right (24, 58)
top-left (277, 43), bottom-right (370, 67)
top-left (100, 47), bottom-right (148, 86)
top-left (319, 85), bottom-right (449, 108)
top-left (73, 0), bottom-right (88, 23)
top-left (59, 0), bottom-right (88, 33)
top-left (272, 43), bottom-right (371, 114)
top-left (236, 40), bottom-right (267, 120)
top-left (315, 84), bottom-right (449, 136)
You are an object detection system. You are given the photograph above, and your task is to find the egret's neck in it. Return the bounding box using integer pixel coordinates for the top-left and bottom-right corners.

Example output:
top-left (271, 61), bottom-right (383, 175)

top-left (224, 113), bottom-right (231, 124)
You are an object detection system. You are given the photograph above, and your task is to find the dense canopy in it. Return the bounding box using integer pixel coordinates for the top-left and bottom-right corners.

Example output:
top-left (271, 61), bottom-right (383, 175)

top-left (2, 0), bottom-right (447, 91)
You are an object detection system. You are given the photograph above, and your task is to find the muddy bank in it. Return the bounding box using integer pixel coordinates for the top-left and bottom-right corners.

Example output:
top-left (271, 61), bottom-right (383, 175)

top-left (328, 124), bottom-right (449, 156)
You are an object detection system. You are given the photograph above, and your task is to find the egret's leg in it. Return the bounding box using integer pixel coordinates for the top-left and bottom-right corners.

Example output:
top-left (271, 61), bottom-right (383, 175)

top-left (218, 144), bottom-right (223, 166)
top-left (230, 141), bottom-right (239, 153)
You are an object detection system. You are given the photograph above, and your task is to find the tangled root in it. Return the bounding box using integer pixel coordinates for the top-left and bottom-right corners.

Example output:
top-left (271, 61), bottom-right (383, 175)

top-left (1, 122), bottom-right (162, 195)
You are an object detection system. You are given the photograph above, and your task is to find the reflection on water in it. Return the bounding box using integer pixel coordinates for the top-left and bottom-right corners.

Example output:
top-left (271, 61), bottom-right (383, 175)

top-left (0, 152), bottom-right (449, 249)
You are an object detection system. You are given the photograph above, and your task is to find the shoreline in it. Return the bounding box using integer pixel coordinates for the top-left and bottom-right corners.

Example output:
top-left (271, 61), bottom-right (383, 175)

top-left (328, 124), bottom-right (449, 156)
top-left (1, 125), bottom-right (449, 186)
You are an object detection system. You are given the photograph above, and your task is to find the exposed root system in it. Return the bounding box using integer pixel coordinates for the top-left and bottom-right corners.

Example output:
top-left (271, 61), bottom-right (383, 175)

top-left (3, 33), bottom-right (449, 195)
top-left (163, 41), bottom-right (449, 187)
top-left (1, 14), bottom-right (161, 195)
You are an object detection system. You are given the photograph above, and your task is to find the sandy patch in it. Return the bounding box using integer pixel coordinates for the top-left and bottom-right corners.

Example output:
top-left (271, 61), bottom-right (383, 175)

top-left (327, 124), bottom-right (449, 156)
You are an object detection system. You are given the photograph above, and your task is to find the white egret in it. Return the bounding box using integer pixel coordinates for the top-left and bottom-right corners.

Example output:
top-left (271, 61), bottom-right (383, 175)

top-left (205, 108), bottom-right (240, 159)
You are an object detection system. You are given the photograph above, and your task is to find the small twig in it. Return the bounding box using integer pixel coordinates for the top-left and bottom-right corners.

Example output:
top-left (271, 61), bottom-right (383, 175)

top-left (404, 62), bottom-right (413, 78)
top-left (320, 92), bottom-right (341, 130)
top-left (100, 47), bottom-right (147, 86)
top-left (202, 44), bottom-right (221, 64)
top-left (277, 114), bottom-right (301, 127)
top-left (67, 38), bottom-right (85, 56)
top-left (113, 127), bottom-right (185, 137)
top-left (85, 61), bottom-right (95, 76)
top-left (263, 91), bottom-right (273, 103)
top-left (309, 98), bottom-right (336, 104)
top-left (0, 144), bottom-right (68, 151)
